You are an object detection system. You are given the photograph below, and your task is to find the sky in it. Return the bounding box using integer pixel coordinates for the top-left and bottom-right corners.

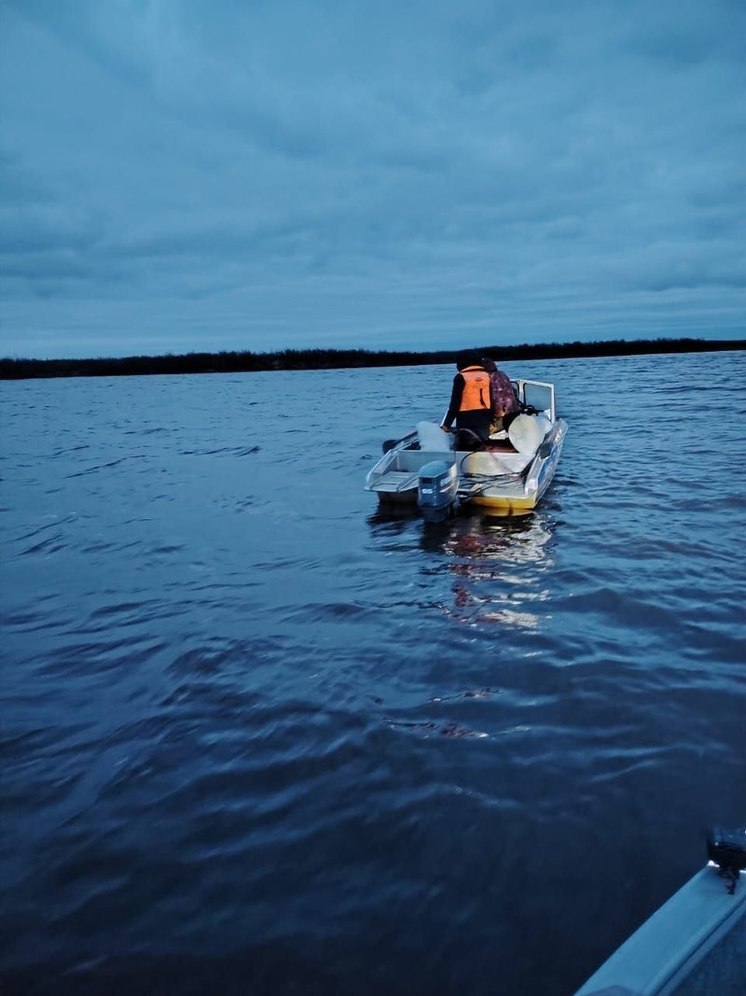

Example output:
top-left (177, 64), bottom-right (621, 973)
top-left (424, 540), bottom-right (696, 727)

top-left (1, 0), bottom-right (745, 359)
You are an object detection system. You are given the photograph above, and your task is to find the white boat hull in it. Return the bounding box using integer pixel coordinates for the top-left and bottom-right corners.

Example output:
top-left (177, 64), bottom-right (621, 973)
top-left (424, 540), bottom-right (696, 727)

top-left (576, 863), bottom-right (746, 995)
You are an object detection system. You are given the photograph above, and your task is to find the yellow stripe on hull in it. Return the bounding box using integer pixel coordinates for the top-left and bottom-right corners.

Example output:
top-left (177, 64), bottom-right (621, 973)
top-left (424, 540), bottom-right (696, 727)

top-left (469, 494), bottom-right (537, 516)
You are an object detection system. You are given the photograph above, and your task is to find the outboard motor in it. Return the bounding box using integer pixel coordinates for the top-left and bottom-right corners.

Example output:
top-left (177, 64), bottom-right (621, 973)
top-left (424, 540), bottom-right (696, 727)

top-left (417, 460), bottom-right (459, 522)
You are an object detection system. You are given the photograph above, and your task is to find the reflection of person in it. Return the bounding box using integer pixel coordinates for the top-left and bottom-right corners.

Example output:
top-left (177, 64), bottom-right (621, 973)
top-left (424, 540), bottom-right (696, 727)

top-left (481, 357), bottom-right (520, 432)
top-left (440, 352), bottom-right (493, 446)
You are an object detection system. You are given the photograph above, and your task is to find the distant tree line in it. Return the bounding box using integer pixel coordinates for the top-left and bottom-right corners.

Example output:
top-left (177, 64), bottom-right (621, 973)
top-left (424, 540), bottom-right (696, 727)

top-left (0, 337), bottom-right (743, 380)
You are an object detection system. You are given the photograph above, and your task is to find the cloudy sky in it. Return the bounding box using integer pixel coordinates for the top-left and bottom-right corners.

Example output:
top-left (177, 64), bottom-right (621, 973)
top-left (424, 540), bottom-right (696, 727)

top-left (1, 0), bottom-right (744, 358)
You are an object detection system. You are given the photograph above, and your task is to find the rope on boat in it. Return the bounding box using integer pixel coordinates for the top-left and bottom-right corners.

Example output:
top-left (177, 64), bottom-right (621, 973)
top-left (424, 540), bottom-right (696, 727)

top-left (457, 449), bottom-right (521, 496)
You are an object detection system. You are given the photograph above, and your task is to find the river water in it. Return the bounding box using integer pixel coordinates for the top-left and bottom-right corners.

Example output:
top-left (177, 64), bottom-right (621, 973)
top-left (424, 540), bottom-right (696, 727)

top-left (1, 351), bottom-right (745, 995)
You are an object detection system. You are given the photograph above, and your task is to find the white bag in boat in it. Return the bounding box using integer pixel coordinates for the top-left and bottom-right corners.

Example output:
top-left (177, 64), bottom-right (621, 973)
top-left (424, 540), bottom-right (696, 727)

top-left (417, 421), bottom-right (453, 451)
top-left (508, 414), bottom-right (551, 454)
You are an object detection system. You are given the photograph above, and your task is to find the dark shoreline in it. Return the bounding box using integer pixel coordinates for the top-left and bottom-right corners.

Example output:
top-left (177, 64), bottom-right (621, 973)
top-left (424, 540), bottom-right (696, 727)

top-left (1, 337), bottom-right (743, 380)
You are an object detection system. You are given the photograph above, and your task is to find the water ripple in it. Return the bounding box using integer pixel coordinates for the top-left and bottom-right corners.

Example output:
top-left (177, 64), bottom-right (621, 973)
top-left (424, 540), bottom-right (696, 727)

top-left (1, 354), bottom-right (745, 995)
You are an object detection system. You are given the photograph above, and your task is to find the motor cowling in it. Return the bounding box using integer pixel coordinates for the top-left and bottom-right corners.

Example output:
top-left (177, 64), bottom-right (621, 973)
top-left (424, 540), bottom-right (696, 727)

top-left (417, 460), bottom-right (458, 522)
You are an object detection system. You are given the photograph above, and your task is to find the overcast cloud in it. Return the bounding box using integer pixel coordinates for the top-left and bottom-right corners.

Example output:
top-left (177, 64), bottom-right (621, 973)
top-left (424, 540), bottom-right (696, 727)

top-left (1, 0), bottom-right (744, 358)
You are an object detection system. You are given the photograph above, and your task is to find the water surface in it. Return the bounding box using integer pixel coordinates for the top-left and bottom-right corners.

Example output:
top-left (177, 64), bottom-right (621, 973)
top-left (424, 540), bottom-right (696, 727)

top-left (2, 352), bottom-right (745, 994)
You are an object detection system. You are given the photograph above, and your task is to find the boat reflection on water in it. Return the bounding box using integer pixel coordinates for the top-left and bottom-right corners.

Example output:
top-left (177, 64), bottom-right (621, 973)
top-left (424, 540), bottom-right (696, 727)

top-left (422, 512), bottom-right (556, 630)
top-left (366, 509), bottom-right (559, 736)
top-left (367, 504), bottom-right (557, 630)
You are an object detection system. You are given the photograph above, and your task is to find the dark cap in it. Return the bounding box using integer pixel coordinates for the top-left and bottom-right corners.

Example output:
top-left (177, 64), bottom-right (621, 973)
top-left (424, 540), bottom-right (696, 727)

top-left (456, 350), bottom-right (482, 370)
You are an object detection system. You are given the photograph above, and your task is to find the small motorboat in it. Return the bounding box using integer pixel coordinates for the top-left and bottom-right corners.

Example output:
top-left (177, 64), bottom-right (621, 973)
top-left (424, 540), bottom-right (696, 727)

top-left (365, 378), bottom-right (567, 519)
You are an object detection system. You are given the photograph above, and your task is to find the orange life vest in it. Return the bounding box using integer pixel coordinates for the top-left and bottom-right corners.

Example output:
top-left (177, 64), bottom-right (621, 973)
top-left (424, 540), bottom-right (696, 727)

top-left (459, 366), bottom-right (491, 412)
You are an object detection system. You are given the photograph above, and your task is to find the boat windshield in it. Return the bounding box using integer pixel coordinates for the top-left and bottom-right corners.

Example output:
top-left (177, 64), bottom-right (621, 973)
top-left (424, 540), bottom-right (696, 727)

top-left (516, 380), bottom-right (555, 420)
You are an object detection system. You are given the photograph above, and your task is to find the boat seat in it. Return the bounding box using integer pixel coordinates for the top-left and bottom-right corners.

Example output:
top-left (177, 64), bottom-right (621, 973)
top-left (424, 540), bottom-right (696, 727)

top-left (373, 471), bottom-right (419, 493)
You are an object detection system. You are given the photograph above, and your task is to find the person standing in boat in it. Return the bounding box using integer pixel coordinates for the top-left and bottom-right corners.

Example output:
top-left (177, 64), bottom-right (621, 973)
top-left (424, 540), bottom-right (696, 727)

top-left (440, 352), bottom-right (493, 447)
top-left (481, 356), bottom-right (521, 432)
